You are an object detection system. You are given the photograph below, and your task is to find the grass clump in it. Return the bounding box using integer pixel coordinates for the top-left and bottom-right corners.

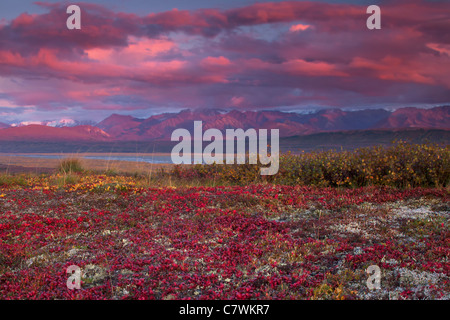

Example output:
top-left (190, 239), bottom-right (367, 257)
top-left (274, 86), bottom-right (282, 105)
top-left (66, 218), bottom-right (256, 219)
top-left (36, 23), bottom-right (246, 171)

top-left (58, 158), bottom-right (84, 174)
top-left (0, 174), bottom-right (29, 187)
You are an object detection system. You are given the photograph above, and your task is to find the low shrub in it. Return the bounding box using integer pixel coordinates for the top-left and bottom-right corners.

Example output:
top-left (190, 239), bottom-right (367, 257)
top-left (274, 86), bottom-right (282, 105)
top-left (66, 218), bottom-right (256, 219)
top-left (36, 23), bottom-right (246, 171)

top-left (170, 142), bottom-right (450, 188)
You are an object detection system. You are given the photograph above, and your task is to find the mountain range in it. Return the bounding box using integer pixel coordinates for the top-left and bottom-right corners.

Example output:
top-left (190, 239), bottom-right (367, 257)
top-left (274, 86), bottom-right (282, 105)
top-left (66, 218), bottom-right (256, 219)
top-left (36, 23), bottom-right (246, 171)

top-left (0, 125), bottom-right (111, 141)
top-left (0, 106), bottom-right (448, 142)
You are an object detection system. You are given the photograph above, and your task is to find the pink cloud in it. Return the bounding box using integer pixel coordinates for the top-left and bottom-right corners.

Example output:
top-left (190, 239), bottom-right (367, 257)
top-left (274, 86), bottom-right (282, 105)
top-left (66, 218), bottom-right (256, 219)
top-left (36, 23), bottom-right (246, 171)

top-left (229, 96), bottom-right (245, 107)
top-left (427, 43), bottom-right (450, 57)
top-left (349, 55), bottom-right (448, 87)
top-left (86, 37), bottom-right (177, 64)
top-left (11, 13), bottom-right (36, 27)
top-left (201, 56), bottom-right (232, 67)
top-left (281, 59), bottom-right (348, 77)
top-left (0, 51), bottom-right (26, 67)
top-left (0, 0), bottom-right (449, 116)
top-left (289, 24), bottom-right (310, 32)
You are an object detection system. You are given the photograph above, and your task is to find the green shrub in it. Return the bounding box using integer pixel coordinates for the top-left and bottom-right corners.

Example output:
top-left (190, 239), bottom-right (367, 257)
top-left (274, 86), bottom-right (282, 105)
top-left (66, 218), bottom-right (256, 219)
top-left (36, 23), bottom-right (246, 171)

top-left (169, 142), bottom-right (449, 188)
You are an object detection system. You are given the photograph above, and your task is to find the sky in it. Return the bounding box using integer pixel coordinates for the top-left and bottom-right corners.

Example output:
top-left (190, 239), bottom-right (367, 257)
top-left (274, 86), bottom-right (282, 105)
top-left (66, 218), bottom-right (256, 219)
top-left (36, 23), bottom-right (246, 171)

top-left (0, 0), bottom-right (449, 123)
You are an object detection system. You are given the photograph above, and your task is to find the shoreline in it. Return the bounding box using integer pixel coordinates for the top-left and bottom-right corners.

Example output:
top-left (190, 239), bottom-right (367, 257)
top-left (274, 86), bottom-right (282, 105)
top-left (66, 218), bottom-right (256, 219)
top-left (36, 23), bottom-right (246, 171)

top-left (0, 155), bottom-right (175, 174)
top-left (0, 152), bottom-right (173, 157)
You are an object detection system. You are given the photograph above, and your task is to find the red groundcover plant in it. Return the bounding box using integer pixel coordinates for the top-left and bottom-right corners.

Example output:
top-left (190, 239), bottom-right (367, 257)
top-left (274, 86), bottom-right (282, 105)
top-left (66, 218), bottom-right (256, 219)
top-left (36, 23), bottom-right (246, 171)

top-left (0, 182), bottom-right (448, 300)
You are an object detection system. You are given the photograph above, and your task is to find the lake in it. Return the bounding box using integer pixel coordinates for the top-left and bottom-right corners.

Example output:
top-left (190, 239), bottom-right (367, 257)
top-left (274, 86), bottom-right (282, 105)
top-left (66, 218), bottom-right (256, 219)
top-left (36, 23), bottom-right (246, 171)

top-left (0, 153), bottom-right (174, 164)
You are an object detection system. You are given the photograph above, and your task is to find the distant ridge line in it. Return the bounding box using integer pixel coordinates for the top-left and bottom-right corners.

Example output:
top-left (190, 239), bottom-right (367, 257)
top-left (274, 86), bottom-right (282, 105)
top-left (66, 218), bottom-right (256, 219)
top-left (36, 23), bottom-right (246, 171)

top-left (0, 106), bottom-right (448, 142)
